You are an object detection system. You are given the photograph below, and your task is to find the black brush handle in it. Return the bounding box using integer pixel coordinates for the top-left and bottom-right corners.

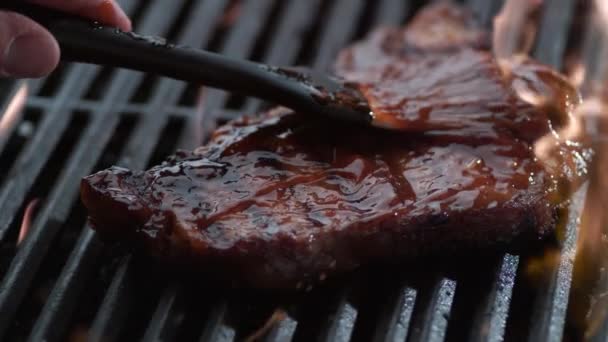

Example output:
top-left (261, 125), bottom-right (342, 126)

top-left (0, 1), bottom-right (323, 113)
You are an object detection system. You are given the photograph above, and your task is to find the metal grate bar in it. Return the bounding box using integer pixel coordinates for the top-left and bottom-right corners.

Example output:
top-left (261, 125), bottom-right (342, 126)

top-left (26, 95), bottom-right (221, 120)
top-left (102, 2), bottom-right (258, 339)
top-left (0, 0), bottom-right (143, 241)
top-left (304, 1), bottom-right (404, 341)
top-left (338, 7), bottom-right (416, 341)
top-left (528, 186), bottom-right (587, 342)
top-left (311, 0), bottom-right (366, 70)
top-left (27, 78), bottom-right (44, 96)
top-left (87, 1), bottom-right (230, 340)
top-left (202, 0), bottom-right (276, 117)
top-left (533, 0), bottom-right (576, 69)
top-left (461, 0), bottom-right (581, 339)
top-left (89, 256), bottom-right (135, 342)
top-left (129, 0), bottom-right (228, 155)
top-left (0, 0), bottom-right (138, 243)
top-left (200, 1), bottom-right (374, 339)
top-left (141, 1), bottom-right (317, 337)
top-left (147, 0), bottom-right (229, 110)
top-left (199, 302), bottom-right (236, 342)
top-left (28, 65), bottom-right (68, 96)
top-left (84, 2), bottom-right (290, 340)
top-left (262, 0), bottom-right (321, 65)
top-left (21, 4), bottom-right (188, 334)
top-left (410, 0), bottom-right (498, 342)
top-left (409, 279), bottom-right (457, 342)
top-left (200, 1), bottom-right (378, 340)
top-left (0, 76), bottom-right (92, 242)
top-left (22, 95), bottom-right (53, 108)
top-left (374, 286), bottom-right (417, 342)
top-left (0, 82), bottom-right (28, 154)
top-left (321, 290), bottom-right (358, 342)
top-left (243, 0), bottom-right (410, 116)
top-left (22, 99), bottom-right (244, 145)
top-left (303, 2), bottom-right (393, 340)
top-left (194, 2), bottom-right (310, 338)
top-left (265, 313), bottom-right (298, 342)
top-left (0, 1), bottom-right (179, 338)
top-left (121, 3), bottom-right (226, 170)
top-left (524, 3), bottom-right (579, 340)
top-left (253, 0), bottom-right (322, 67)
top-left (27, 225), bottom-right (103, 342)
top-left (91, 0), bottom-right (280, 340)
top-left (242, 0), bottom-right (323, 113)
top-left (0, 1), bottom-right (592, 340)
top-left (470, 254), bottom-right (519, 342)
top-left (141, 282), bottom-right (185, 342)
top-left (296, 2), bottom-right (417, 339)
top-left (441, 2), bottom-right (515, 342)
top-left (374, 0), bottom-right (410, 26)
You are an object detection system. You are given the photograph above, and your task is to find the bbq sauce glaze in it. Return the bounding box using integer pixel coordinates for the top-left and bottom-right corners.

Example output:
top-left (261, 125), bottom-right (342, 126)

top-left (81, 47), bottom-right (587, 288)
top-left (81, 2), bottom-right (589, 288)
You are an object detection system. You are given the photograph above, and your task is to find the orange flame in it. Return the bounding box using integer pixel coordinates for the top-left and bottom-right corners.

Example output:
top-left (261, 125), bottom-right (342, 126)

top-left (493, 0), bottom-right (547, 111)
top-left (493, 2), bottom-right (608, 335)
top-left (493, 0), bottom-right (542, 61)
top-left (17, 199), bottom-right (39, 246)
top-left (0, 84), bottom-right (28, 141)
top-left (220, 1), bottom-right (242, 28)
top-left (565, 0), bottom-right (608, 338)
top-left (575, 102), bottom-right (608, 339)
top-left (568, 62), bottom-right (586, 89)
top-left (244, 309), bottom-right (287, 342)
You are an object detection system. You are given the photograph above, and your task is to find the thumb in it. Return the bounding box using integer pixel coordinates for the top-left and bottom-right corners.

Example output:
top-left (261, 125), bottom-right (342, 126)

top-left (0, 11), bottom-right (60, 78)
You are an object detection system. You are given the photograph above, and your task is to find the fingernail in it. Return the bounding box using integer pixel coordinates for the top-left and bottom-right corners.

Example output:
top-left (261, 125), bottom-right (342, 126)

top-left (4, 34), bottom-right (58, 78)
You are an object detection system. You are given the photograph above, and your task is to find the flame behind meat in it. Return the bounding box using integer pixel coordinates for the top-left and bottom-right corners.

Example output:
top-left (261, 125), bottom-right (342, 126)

top-left (493, 2), bottom-right (608, 337)
top-left (493, 0), bottom-right (542, 64)
top-left (568, 0), bottom-right (608, 337)
top-left (17, 199), bottom-right (39, 246)
top-left (0, 84), bottom-right (28, 146)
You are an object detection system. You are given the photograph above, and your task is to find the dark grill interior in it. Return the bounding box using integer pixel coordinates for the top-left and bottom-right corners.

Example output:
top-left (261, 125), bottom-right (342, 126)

top-left (0, 0), bottom-right (601, 341)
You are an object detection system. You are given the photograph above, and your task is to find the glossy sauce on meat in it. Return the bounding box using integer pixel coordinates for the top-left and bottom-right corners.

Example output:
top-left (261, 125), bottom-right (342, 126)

top-left (81, 2), bottom-right (587, 288)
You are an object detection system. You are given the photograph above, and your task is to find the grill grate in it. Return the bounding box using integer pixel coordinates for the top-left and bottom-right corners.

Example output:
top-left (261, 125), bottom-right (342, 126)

top-left (0, 0), bottom-right (596, 341)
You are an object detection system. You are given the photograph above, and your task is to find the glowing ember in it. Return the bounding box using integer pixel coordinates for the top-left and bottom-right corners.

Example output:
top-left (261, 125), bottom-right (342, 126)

top-left (220, 1), bottom-right (242, 28)
top-left (244, 309), bottom-right (287, 342)
top-left (0, 84), bottom-right (28, 145)
top-left (17, 199), bottom-right (39, 246)
top-left (569, 62), bottom-right (586, 89)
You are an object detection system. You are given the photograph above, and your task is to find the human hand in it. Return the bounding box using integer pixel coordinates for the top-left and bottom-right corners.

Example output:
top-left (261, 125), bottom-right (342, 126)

top-left (0, 0), bottom-right (131, 78)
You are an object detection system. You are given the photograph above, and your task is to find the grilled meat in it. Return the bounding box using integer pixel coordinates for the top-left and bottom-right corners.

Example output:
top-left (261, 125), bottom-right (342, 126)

top-left (81, 2), bottom-right (584, 288)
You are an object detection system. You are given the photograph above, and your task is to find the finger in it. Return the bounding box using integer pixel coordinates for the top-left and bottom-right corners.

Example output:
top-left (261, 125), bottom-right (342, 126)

top-left (28, 0), bottom-right (132, 31)
top-left (0, 11), bottom-right (59, 78)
